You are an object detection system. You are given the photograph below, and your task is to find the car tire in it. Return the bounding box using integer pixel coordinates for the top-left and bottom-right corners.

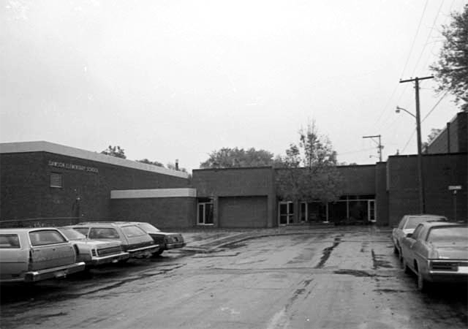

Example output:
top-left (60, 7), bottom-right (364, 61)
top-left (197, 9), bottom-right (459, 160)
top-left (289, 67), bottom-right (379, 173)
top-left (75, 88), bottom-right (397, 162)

top-left (402, 258), bottom-right (411, 274)
top-left (151, 249), bottom-right (164, 257)
top-left (417, 271), bottom-right (430, 292)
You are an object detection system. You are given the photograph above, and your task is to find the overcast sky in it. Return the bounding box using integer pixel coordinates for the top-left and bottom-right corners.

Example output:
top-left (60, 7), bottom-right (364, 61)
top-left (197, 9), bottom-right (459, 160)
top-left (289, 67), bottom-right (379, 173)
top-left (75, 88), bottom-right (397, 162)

top-left (1, 0), bottom-right (466, 171)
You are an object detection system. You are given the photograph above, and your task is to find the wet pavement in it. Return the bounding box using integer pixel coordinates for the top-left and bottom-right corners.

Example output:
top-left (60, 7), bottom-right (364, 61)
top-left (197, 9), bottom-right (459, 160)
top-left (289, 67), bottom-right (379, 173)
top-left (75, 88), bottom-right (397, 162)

top-left (1, 226), bottom-right (466, 329)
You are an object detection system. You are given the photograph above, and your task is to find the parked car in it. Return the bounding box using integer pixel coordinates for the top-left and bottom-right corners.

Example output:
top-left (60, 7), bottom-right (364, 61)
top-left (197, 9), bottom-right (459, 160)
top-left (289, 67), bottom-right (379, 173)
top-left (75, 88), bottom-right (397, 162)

top-left (69, 222), bottom-right (160, 259)
top-left (58, 227), bottom-right (129, 267)
top-left (130, 222), bottom-right (186, 256)
top-left (0, 228), bottom-right (85, 283)
top-left (392, 214), bottom-right (447, 257)
top-left (400, 222), bottom-right (468, 291)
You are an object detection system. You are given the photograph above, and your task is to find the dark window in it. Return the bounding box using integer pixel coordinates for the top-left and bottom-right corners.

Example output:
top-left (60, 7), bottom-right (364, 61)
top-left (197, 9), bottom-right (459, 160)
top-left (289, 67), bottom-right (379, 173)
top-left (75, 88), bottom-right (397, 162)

top-left (29, 230), bottom-right (67, 246)
top-left (0, 234), bottom-right (20, 248)
top-left (121, 226), bottom-right (146, 238)
top-left (89, 228), bottom-right (120, 239)
top-left (50, 172), bottom-right (63, 188)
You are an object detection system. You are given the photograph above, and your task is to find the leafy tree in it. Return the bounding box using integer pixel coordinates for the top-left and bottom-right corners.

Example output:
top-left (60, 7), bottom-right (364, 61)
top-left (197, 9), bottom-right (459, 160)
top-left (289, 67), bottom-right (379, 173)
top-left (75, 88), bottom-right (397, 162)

top-left (101, 145), bottom-right (126, 159)
top-left (275, 122), bottom-right (343, 204)
top-left (200, 147), bottom-right (275, 169)
top-left (422, 128), bottom-right (443, 150)
top-left (431, 5), bottom-right (468, 111)
top-left (137, 159), bottom-right (165, 167)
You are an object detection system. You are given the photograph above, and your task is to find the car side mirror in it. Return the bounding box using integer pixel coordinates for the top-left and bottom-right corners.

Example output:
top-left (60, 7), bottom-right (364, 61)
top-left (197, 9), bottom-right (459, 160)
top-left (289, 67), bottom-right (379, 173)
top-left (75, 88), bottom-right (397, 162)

top-left (406, 233), bottom-right (413, 238)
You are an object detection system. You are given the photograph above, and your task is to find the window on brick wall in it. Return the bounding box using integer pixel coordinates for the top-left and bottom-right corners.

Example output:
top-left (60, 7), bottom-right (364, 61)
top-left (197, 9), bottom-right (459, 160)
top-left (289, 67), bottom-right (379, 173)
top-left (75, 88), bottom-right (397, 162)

top-left (50, 172), bottom-right (63, 188)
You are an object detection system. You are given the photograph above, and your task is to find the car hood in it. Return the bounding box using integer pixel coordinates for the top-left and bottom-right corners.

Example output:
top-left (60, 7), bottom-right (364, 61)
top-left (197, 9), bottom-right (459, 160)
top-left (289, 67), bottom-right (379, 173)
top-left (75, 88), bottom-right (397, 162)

top-left (433, 246), bottom-right (468, 260)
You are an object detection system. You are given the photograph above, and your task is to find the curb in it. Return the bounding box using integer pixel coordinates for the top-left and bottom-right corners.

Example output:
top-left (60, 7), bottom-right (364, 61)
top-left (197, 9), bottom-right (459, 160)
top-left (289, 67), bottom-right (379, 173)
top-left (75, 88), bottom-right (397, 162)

top-left (183, 226), bottom-right (393, 253)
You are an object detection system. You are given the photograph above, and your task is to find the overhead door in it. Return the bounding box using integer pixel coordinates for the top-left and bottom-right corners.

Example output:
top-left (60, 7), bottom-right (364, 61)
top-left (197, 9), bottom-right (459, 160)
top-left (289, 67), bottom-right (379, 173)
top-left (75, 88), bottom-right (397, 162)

top-left (219, 196), bottom-right (267, 228)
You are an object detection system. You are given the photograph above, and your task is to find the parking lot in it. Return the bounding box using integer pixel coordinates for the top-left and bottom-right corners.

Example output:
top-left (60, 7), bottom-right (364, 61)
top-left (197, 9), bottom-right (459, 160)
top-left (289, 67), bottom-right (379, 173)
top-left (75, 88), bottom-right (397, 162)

top-left (1, 227), bottom-right (467, 329)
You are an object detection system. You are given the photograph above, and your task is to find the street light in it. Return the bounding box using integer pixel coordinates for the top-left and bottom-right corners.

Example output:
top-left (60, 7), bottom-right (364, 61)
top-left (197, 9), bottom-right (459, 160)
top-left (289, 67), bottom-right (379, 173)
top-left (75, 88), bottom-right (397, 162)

top-left (396, 106), bottom-right (416, 118)
top-left (396, 105), bottom-right (425, 214)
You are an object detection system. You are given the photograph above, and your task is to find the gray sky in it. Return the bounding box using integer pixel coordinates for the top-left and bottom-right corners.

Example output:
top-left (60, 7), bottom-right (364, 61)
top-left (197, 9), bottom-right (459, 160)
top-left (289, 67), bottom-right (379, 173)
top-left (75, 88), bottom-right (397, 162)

top-left (1, 0), bottom-right (466, 171)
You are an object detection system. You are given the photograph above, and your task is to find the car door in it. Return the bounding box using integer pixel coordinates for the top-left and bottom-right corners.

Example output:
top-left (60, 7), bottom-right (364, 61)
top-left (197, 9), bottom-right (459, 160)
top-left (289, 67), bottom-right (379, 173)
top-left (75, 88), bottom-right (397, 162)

top-left (411, 226), bottom-right (430, 273)
top-left (28, 229), bottom-right (77, 271)
top-left (402, 225), bottom-right (424, 271)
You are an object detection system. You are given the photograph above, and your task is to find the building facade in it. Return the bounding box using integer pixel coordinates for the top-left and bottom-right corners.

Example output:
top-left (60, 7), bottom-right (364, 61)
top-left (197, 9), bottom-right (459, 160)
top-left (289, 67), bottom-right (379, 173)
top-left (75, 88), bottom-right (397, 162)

top-left (1, 141), bottom-right (466, 229)
top-left (0, 142), bottom-right (196, 228)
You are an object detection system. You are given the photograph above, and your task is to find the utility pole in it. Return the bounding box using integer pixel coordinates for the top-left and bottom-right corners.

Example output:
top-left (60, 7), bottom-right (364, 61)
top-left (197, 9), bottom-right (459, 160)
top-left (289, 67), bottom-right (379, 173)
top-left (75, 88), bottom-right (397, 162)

top-left (399, 75), bottom-right (433, 214)
top-left (362, 135), bottom-right (383, 162)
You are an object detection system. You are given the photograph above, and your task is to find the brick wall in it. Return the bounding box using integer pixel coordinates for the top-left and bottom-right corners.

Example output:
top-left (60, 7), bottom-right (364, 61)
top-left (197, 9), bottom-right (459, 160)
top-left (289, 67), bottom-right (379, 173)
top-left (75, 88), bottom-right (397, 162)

top-left (338, 165), bottom-right (376, 195)
top-left (0, 152), bottom-right (190, 222)
top-left (192, 167), bottom-right (274, 197)
top-left (110, 198), bottom-right (196, 229)
top-left (387, 153), bottom-right (467, 227)
top-left (427, 112), bottom-right (467, 154)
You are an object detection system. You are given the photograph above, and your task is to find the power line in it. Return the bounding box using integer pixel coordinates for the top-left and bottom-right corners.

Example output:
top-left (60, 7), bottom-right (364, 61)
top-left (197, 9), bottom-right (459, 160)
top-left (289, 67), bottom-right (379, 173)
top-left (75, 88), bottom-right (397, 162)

top-left (422, 90), bottom-right (449, 122)
top-left (400, 0), bottom-right (430, 78)
top-left (411, 1), bottom-right (445, 77)
top-left (401, 129), bottom-right (417, 153)
top-left (337, 147), bottom-right (376, 156)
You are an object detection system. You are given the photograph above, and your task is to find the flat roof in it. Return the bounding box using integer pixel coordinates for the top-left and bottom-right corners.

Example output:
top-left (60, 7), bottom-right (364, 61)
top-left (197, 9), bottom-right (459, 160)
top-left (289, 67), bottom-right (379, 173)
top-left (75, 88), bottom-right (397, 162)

top-left (0, 141), bottom-right (189, 179)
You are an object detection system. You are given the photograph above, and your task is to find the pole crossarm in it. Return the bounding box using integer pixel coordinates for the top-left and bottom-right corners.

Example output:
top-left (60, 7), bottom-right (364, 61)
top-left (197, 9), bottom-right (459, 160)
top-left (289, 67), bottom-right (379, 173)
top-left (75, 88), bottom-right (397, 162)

top-left (362, 135), bottom-right (383, 162)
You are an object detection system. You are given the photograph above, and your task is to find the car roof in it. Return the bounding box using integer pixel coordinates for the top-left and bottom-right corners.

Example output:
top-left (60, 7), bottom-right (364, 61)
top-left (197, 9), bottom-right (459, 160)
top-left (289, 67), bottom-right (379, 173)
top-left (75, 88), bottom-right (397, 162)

top-left (74, 222), bottom-right (139, 227)
top-left (418, 222), bottom-right (466, 229)
top-left (405, 214), bottom-right (447, 218)
top-left (0, 227), bottom-right (60, 232)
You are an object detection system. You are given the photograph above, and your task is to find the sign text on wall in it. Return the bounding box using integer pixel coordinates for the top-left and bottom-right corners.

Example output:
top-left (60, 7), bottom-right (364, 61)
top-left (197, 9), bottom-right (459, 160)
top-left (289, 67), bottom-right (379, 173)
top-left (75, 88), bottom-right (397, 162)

top-left (48, 161), bottom-right (99, 173)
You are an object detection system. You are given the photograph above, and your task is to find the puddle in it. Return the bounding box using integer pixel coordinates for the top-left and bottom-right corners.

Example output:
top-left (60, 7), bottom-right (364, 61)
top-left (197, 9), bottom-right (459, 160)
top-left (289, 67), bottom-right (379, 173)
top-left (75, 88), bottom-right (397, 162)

top-left (334, 269), bottom-right (376, 277)
top-left (315, 235), bottom-right (342, 269)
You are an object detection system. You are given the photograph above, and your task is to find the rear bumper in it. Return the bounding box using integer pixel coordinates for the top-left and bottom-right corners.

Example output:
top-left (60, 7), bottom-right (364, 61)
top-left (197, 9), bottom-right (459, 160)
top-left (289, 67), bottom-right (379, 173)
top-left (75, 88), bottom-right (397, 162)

top-left (25, 262), bottom-right (86, 282)
top-left (128, 245), bottom-right (160, 258)
top-left (90, 252), bottom-right (130, 266)
top-left (425, 271), bottom-right (468, 283)
top-left (166, 242), bottom-right (186, 250)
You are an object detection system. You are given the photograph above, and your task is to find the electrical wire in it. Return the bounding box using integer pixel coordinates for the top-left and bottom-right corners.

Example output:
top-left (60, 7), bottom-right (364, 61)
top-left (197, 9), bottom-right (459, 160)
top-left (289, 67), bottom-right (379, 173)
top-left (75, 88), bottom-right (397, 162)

top-left (422, 90), bottom-right (449, 122)
top-left (411, 1), bottom-right (445, 77)
top-left (400, 0), bottom-right (430, 79)
top-left (401, 129), bottom-right (417, 153)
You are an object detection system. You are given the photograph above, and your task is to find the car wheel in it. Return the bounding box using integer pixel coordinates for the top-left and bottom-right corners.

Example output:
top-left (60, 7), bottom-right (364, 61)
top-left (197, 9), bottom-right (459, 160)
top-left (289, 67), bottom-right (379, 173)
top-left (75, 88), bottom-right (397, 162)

top-left (417, 271), bottom-right (430, 292)
top-left (151, 249), bottom-right (164, 257)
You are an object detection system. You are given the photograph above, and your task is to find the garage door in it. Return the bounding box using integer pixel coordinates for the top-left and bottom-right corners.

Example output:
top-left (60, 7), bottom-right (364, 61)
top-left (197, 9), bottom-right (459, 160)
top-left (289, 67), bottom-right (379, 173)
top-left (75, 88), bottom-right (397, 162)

top-left (219, 196), bottom-right (267, 228)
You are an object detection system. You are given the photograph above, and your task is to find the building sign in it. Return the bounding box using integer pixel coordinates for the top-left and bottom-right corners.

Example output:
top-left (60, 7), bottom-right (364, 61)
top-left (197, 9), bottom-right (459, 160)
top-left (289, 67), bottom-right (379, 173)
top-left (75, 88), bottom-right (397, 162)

top-left (48, 161), bottom-right (99, 173)
top-left (448, 185), bottom-right (462, 190)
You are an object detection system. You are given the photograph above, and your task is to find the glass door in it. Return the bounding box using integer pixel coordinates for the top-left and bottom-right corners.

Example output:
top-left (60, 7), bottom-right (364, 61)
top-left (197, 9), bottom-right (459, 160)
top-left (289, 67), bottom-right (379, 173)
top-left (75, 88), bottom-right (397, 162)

top-left (278, 201), bottom-right (294, 225)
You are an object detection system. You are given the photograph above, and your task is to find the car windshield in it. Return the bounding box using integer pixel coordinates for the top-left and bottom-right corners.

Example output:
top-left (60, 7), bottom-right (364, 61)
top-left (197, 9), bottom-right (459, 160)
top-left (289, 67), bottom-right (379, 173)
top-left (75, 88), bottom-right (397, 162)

top-left (59, 228), bottom-right (86, 240)
top-left (428, 227), bottom-right (468, 246)
top-left (121, 225), bottom-right (147, 238)
top-left (138, 223), bottom-right (160, 234)
top-left (405, 216), bottom-right (446, 229)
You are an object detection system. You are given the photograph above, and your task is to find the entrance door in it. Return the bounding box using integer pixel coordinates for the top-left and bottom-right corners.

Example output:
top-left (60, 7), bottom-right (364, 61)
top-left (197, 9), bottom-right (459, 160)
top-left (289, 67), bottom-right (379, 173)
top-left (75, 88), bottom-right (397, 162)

top-left (198, 201), bottom-right (214, 225)
top-left (278, 202), bottom-right (294, 225)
